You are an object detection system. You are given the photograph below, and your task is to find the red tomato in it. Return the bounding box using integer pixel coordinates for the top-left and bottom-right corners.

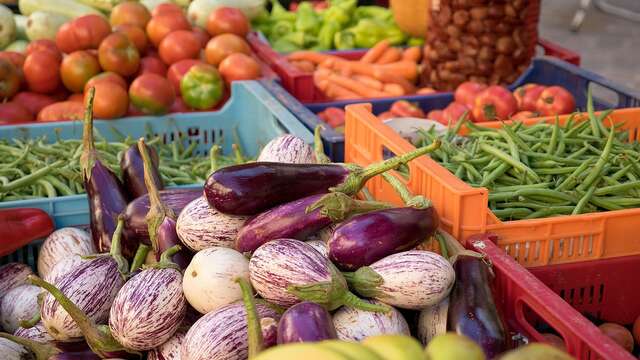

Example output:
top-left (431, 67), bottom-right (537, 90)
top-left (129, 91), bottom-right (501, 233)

top-left (204, 34), bottom-right (250, 66)
top-left (472, 86), bottom-right (517, 122)
top-left (511, 111), bottom-right (538, 121)
top-left (55, 15), bottom-right (112, 53)
top-left (443, 102), bottom-right (472, 124)
top-left (454, 81), bottom-right (487, 109)
top-left (158, 30), bottom-right (201, 65)
top-left (137, 56), bottom-right (167, 76)
top-left (541, 334), bottom-right (566, 351)
top-left (514, 83), bottom-right (545, 112)
top-left (536, 86), bottom-right (576, 116)
top-left (129, 73), bottom-right (175, 115)
top-left (167, 59), bottom-right (202, 95)
top-left (68, 93), bottom-right (84, 102)
top-left (427, 109), bottom-right (445, 124)
top-left (318, 107), bottom-right (346, 128)
top-left (377, 111), bottom-right (395, 121)
top-left (389, 100), bottom-right (425, 118)
top-left (633, 315), bottom-right (640, 346)
top-left (416, 87), bottom-right (436, 95)
top-left (205, 7), bottom-right (250, 37)
top-left (110, 1), bottom-right (151, 28)
top-left (218, 53), bottom-right (261, 83)
top-left (0, 59), bottom-right (21, 99)
top-left (60, 51), bottom-right (101, 93)
top-left (114, 24), bottom-right (149, 55)
top-left (25, 40), bottom-right (62, 62)
top-left (0, 51), bottom-right (26, 69)
top-left (13, 92), bottom-right (56, 115)
top-left (192, 27), bottom-right (211, 48)
top-left (85, 72), bottom-right (128, 93)
top-left (170, 96), bottom-right (192, 113)
top-left (24, 51), bottom-right (61, 94)
top-left (88, 81), bottom-right (129, 119)
top-left (37, 101), bottom-right (84, 122)
top-left (599, 323), bottom-right (634, 352)
top-left (98, 33), bottom-right (140, 77)
top-left (151, 3), bottom-right (183, 17)
top-left (0, 102), bottom-right (33, 124)
top-left (146, 13), bottom-right (191, 48)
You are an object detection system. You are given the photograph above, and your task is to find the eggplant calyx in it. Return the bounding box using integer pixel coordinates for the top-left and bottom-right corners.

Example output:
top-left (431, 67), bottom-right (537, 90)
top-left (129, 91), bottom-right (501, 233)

top-left (314, 125), bottom-right (331, 164)
top-left (109, 215), bottom-right (130, 277)
top-left (381, 172), bottom-right (431, 209)
top-left (305, 192), bottom-right (392, 222)
top-left (342, 266), bottom-right (385, 299)
top-left (129, 244), bottom-right (151, 274)
top-left (145, 245), bottom-right (181, 271)
top-left (19, 310), bottom-right (41, 329)
top-left (92, 325), bottom-right (142, 359)
top-left (236, 277), bottom-right (263, 359)
top-left (80, 87), bottom-right (97, 182)
top-left (0, 332), bottom-right (60, 360)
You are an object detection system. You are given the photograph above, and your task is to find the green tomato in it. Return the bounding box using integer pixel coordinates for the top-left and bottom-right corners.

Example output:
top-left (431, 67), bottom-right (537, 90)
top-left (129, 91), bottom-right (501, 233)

top-left (180, 64), bottom-right (225, 110)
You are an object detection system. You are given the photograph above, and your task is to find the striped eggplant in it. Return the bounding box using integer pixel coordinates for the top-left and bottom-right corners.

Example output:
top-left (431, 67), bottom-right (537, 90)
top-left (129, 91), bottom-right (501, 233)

top-left (418, 298), bottom-right (449, 345)
top-left (306, 240), bottom-right (328, 258)
top-left (248, 239), bottom-right (387, 312)
top-left (176, 196), bottom-right (248, 251)
top-left (14, 322), bottom-right (53, 343)
top-left (343, 250), bottom-right (454, 310)
top-left (257, 135), bottom-right (316, 164)
top-left (236, 193), bottom-right (391, 253)
top-left (0, 332), bottom-right (100, 360)
top-left (205, 141), bottom-right (440, 215)
top-left (110, 246), bottom-right (186, 351)
top-left (277, 302), bottom-right (337, 344)
top-left (0, 285), bottom-right (41, 333)
top-left (121, 142), bottom-right (163, 200)
top-left (0, 263), bottom-right (33, 302)
top-left (147, 330), bottom-right (185, 360)
top-left (0, 337), bottom-right (32, 360)
top-left (37, 228), bottom-right (95, 280)
top-left (43, 255), bottom-right (86, 285)
top-left (332, 300), bottom-right (410, 342)
top-left (183, 247), bottom-right (250, 314)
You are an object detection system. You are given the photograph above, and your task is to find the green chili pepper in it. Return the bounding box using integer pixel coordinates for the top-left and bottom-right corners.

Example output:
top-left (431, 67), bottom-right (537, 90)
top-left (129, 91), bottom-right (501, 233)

top-left (317, 22), bottom-right (340, 50)
top-left (333, 30), bottom-right (355, 50)
top-left (295, 2), bottom-right (321, 35)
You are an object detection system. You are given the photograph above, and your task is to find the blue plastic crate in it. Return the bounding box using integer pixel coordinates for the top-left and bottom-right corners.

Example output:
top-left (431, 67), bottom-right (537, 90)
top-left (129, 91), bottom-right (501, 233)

top-left (0, 81), bottom-right (314, 228)
top-left (269, 57), bottom-right (640, 161)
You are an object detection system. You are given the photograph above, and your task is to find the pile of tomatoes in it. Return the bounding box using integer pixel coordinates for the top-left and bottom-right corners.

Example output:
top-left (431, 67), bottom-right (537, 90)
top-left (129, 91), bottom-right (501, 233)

top-left (0, 2), bottom-right (264, 124)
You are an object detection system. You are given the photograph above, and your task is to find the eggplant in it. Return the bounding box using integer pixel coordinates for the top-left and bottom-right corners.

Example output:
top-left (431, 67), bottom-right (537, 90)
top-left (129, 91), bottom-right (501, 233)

top-left (306, 240), bottom-right (329, 258)
top-left (121, 142), bottom-right (163, 200)
top-left (248, 239), bottom-right (387, 312)
top-left (277, 302), bottom-right (337, 344)
top-left (306, 223), bottom-right (337, 243)
top-left (0, 337), bottom-right (32, 360)
top-left (418, 298), bottom-right (449, 346)
top-left (0, 263), bottom-right (33, 301)
top-left (0, 284), bottom-right (41, 333)
top-left (448, 255), bottom-right (506, 359)
top-left (80, 89), bottom-right (131, 258)
top-left (14, 322), bottom-right (53, 343)
top-left (176, 196), bottom-right (248, 252)
top-left (332, 300), bottom-right (410, 342)
top-left (236, 193), bottom-right (391, 253)
top-left (328, 205), bottom-right (439, 271)
top-left (257, 135), bottom-right (316, 164)
top-left (205, 141), bottom-right (440, 215)
top-left (147, 329), bottom-right (185, 360)
top-left (183, 247), bottom-right (250, 314)
top-left (0, 332), bottom-right (101, 360)
top-left (43, 255), bottom-right (86, 285)
top-left (37, 228), bottom-right (95, 280)
top-left (344, 250), bottom-right (454, 310)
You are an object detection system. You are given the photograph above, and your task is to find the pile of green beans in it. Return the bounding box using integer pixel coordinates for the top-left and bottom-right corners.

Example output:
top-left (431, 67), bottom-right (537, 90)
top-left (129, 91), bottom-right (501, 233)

top-left (0, 129), bottom-right (249, 202)
top-left (415, 108), bottom-right (640, 221)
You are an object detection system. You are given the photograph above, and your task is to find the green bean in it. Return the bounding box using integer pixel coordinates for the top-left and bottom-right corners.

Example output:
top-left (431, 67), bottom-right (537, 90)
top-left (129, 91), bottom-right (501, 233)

top-left (495, 201), bottom-right (550, 210)
top-left (573, 186), bottom-right (597, 215)
top-left (492, 208), bottom-right (533, 220)
top-left (593, 180), bottom-right (640, 196)
top-left (524, 206), bottom-right (575, 219)
top-left (0, 160), bottom-right (65, 193)
top-left (577, 125), bottom-right (615, 192)
top-left (36, 179), bottom-right (57, 198)
top-left (535, 167), bottom-right (579, 175)
top-left (547, 118), bottom-right (560, 155)
top-left (44, 176), bottom-right (75, 196)
top-left (480, 163), bottom-right (510, 187)
top-left (479, 143), bottom-right (540, 182)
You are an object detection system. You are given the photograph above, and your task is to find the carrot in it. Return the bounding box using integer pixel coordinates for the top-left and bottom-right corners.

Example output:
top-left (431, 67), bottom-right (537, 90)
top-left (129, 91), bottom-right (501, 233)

top-left (328, 72), bottom-right (390, 98)
top-left (313, 68), bottom-right (331, 91)
top-left (360, 40), bottom-right (390, 63)
top-left (383, 83), bottom-right (405, 96)
top-left (288, 51), bottom-right (338, 64)
top-left (331, 59), bottom-right (418, 82)
top-left (318, 58), bottom-right (336, 69)
top-left (379, 61), bottom-right (419, 82)
top-left (290, 60), bottom-right (316, 73)
top-left (325, 83), bottom-right (359, 100)
top-left (375, 47), bottom-right (402, 64)
top-left (353, 75), bottom-right (384, 90)
top-left (374, 68), bottom-right (416, 94)
top-left (401, 46), bottom-right (422, 62)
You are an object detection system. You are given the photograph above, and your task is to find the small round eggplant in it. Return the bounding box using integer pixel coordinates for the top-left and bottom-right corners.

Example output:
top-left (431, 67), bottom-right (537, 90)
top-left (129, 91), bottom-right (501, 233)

top-left (14, 322), bottom-right (54, 343)
top-left (0, 263), bottom-right (34, 301)
top-left (257, 135), bottom-right (316, 164)
top-left (147, 329), bottom-right (185, 360)
top-left (0, 337), bottom-right (32, 360)
top-left (332, 301), bottom-right (410, 342)
top-left (44, 255), bottom-right (86, 285)
top-left (0, 284), bottom-right (41, 333)
top-left (277, 302), bottom-right (337, 344)
top-left (0, 332), bottom-right (101, 360)
top-left (37, 228), bottom-right (95, 280)
top-left (176, 196), bottom-right (248, 251)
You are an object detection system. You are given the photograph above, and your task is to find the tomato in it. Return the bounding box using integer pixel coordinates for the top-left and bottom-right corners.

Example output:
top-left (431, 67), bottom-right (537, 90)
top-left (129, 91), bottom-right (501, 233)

top-left (454, 81), bottom-right (487, 109)
top-left (151, 3), bottom-right (183, 17)
top-left (13, 92), bottom-right (56, 115)
top-left (204, 34), bottom-right (250, 66)
top-left (599, 323), bottom-right (634, 352)
top-left (0, 59), bottom-right (21, 99)
top-left (514, 83), bottom-right (545, 112)
top-left (60, 51), bottom-right (101, 93)
top-left (633, 315), bottom-right (640, 346)
top-left (85, 72), bottom-right (128, 93)
top-left (110, 1), bottom-right (151, 28)
top-left (146, 13), bottom-right (191, 48)
top-left (443, 102), bottom-right (472, 124)
top-left (535, 86), bottom-right (576, 116)
top-left (318, 107), bottom-right (345, 128)
top-left (205, 7), bottom-right (250, 37)
top-left (416, 87), bottom-right (436, 95)
top-left (0, 51), bottom-right (26, 69)
top-left (192, 27), bottom-right (211, 48)
top-left (98, 33), bottom-right (140, 77)
top-left (389, 100), bottom-right (425, 118)
top-left (427, 109), bottom-right (445, 124)
top-left (511, 111), bottom-right (537, 121)
top-left (167, 59), bottom-right (202, 95)
top-left (170, 96), bottom-right (192, 113)
top-left (129, 73), bottom-right (175, 115)
top-left (541, 334), bottom-right (566, 351)
top-left (180, 64), bottom-right (224, 110)
top-left (137, 56), bottom-right (167, 76)
top-left (472, 86), bottom-right (517, 122)
top-left (55, 15), bottom-right (112, 53)
top-left (37, 101), bottom-right (84, 122)
top-left (114, 24), bottom-right (149, 55)
top-left (24, 51), bottom-right (61, 94)
top-left (88, 81), bottom-right (128, 119)
top-left (218, 53), bottom-right (261, 83)
top-left (68, 93), bottom-right (84, 103)
top-left (377, 111), bottom-right (395, 121)
top-left (158, 30), bottom-right (200, 65)
top-left (0, 102), bottom-right (33, 124)
top-left (25, 40), bottom-right (61, 62)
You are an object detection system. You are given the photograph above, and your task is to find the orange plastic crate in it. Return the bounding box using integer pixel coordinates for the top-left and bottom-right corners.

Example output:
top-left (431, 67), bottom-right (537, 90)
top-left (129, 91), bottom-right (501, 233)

top-left (344, 105), bottom-right (640, 267)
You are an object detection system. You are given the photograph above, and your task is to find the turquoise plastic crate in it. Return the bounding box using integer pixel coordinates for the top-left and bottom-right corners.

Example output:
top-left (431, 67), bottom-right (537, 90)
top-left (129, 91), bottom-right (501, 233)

top-left (0, 81), bottom-right (314, 228)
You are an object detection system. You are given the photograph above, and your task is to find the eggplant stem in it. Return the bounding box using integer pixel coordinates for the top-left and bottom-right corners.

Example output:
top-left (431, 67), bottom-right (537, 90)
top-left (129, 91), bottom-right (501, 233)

top-left (341, 292), bottom-right (391, 313)
top-left (236, 277), bottom-right (263, 358)
top-left (436, 234), bottom-right (449, 259)
top-left (437, 230), bottom-right (484, 265)
top-left (80, 87), bottom-right (97, 181)
top-left (146, 245), bottom-right (181, 271)
top-left (109, 215), bottom-right (129, 276)
top-left (129, 244), bottom-right (151, 274)
top-left (0, 332), bottom-right (60, 360)
top-left (209, 144), bottom-right (221, 175)
top-left (314, 125), bottom-right (331, 164)
top-left (381, 172), bottom-right (431, 209)
top-left (18, 311), bottom-right (40, 329)
top-left (233, 144), bottom-right (244, 164)
top-left (305, 192), bottom-right (392, 222)
top-left (342, 266), bottom-right (384, 299)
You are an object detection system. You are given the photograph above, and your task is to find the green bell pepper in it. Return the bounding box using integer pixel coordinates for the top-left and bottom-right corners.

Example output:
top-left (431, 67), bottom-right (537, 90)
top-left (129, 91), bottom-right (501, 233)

top-left (180, 64), bottom-right (224, 110)
top-left (323, 6), bottom-right (350, 26)
top-left (317, 22), bottom-right (340, 50)
top-left (271, 20), bottom-right (294, 39)
top-left (271, 0), bottom-right (297, 22)
top-left (282, 31), bottom-right (317, 48)
top-left (407, 37), bottom-right (425, 47)
top-left (334, 30), bottom-right (355, 50)
top-left (330, 0), bottom-right (357, 13)
top-left (350, 19), bottom-right (408, 48)
top-left (354, 6), bottom-right (393, 22)
top-left (273, 38), bottom-right (301, 53)
top-left (295, 2), bottom-right (321, 35)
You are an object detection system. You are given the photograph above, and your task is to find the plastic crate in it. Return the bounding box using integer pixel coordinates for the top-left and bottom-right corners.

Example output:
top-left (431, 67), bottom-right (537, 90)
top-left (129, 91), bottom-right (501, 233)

top-left (0, 81), bottom-right (314, 228)
top-left (265, 57), bottom-right (639, 161)
top-left (344, 105), bottom-right (640, 267)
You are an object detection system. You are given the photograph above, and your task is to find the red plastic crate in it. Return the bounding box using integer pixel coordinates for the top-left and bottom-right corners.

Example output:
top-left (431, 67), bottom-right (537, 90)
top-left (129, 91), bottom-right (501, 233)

top-left (468, 234), bottom-right (634, 360)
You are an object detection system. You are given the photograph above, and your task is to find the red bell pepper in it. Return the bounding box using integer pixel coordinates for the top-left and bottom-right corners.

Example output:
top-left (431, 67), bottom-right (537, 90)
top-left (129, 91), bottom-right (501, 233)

top-left (0, 208), bottom-right (55, 257)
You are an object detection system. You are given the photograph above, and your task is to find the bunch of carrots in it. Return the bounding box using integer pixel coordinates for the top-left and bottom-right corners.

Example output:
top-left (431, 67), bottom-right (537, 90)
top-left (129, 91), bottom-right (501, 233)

top-left (287, 40), bottom-right (436, 100)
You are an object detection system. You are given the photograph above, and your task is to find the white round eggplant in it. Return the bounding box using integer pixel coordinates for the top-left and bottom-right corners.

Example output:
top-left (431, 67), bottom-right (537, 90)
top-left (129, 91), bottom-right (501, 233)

top-left (0, 263), bottom-right (33, 301)
top-left (148, 329), bottom-right (185, 360)
top-left (0, 337), bottom-right (32, 360)
top-left (332, 300), bottom-right (410, 341)
top-left (183, 247), bottom-right (250, 314)
top-left (14, 322), bottom-right (54, 343)
top-left (37, 227), bottom-right (94, 279)
top-left (0, 284), bottom-right (41, 333)
top-left (257, 135), bottom-right (316, 164)
top-left (418, 298), bottom-right (449, 345)
top-left (176, 197), bottom-right (248, 251)
top-left (43, 254), bottom-right (86, 284)
top-left (109, 267), bottom-right (186, 351)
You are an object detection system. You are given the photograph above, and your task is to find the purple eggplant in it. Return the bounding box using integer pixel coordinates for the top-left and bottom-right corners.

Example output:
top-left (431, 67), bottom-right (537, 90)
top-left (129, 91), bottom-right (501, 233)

top-left (0, 263), bottom-right (33, 301)
top-left (80, 89), bottom-right (131, 258)
top-left (236, 193), bottom-right (391, 253)
top-left (0, 332), bottom-right (101, 360)
top-left (123, 188), bottom-right (201, 244)
top-left (277, 302), bottom-right (337, 344)
top-left (205, 141), bottom-right (440, 215)
top-left (120, 142), bottom-right (163, 200)
top-left (448, 255), bottom-right (506, 359)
